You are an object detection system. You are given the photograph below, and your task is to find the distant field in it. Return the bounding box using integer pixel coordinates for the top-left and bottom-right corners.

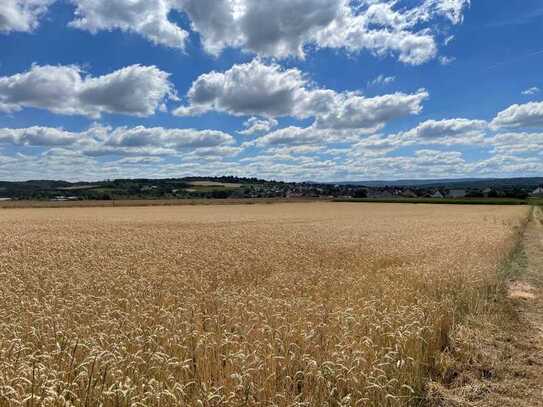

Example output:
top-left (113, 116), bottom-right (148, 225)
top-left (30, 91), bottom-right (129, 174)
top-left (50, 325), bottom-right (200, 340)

top-left (336, 197), bottom-right (542, 205)
top-left (1, 196), bottom-right (538, 210)
top-left (58, 184), bottom-right (101, 191)
top-left (188, 181), bottom-right (242, 188)
top-left (0, 197), bottom-right (316, 209)
top-left (184, 181), bottom-right (244, 193)
top-left (0, 203), bottom-right (528, 406)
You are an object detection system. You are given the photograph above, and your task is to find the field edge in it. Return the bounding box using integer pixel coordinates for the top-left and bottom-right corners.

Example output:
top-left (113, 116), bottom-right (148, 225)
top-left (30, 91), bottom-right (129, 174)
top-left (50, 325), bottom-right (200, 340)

top-left (424, 206), bottom-right (543, 406)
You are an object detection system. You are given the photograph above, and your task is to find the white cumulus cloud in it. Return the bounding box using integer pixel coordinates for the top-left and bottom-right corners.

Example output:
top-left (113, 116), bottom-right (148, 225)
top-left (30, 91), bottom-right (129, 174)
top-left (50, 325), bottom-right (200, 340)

top-left (492, 101), bottom-right (543, 129)
top-left (103, 126), bottom-right (233, 149)
top-left (69, 0), bottom-right (189, 49)
top-left (2, 0), bottom-right (470, 64)
top-left (488, 132), bottom-right (543, 155)
top-left (314, 90), bottom-right (428, 130)
top-left (174, 60), bottom-right (312, 118)
top-left (239, 117), bottom-right (279, 136)
top-left (0, 0), bottom-right (54, 33)
top-left (0, 127), bottom-right (80, 146)
top-left (0, 125), bottom-right (236, 159)
top-left (0, 64), bottom-right (175, 118)
top-left (400, 118), bottom-right (488, 144)
top-left (196, 0), bottom-right (468, 63)
top-left (175, 60), bottom-right (428, 132)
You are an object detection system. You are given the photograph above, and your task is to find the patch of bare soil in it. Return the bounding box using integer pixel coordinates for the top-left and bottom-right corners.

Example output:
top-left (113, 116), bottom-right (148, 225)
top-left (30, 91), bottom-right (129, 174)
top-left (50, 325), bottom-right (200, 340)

top-left (508, 281), bottom-right (537, 300)
top-left (426, 206), bottom-right (543, 406)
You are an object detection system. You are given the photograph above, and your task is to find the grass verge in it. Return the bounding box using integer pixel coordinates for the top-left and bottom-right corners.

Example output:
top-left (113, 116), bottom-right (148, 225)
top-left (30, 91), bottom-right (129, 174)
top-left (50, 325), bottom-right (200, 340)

top-left (424, 207), bottom-right (537, 406)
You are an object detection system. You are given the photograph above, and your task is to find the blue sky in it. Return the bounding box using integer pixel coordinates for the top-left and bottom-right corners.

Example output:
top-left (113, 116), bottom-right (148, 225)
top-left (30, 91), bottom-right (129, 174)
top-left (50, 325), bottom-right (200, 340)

top-left (0, 0), bottom-right (542, 181)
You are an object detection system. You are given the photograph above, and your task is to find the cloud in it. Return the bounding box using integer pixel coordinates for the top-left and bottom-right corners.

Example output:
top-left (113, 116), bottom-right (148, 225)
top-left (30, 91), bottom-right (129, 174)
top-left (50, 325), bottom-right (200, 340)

top-left (308, 0), bottom-right (468, 65)
top-left (488, 132), bottom-right (543, 155)
top-left (253, 126), bottom-right (329, 147)
top-left (69, 0), bottom-right (189, 49)
top-left (413, 148), bottom-right (464, 164)
top-left (420, 0), bottom-right (471, 24)
top-left (1, 125), bottom-right (542, 182)
top-left (467, 154), bottom-right (543, 176)
top-left (0, 64), bottom-right (175, 118)
top-left (0, 154), bottom-right (17, 166)
top-left (2, 1), bottom-right (469, 64)
top-left (0, 127), bottom-right (80, 146)
top-left (175, 60), bottom-right (428, 131)
top-left (189, 146), bottom-right (242, 158)
top-left (0, 125), bottom-right (235, 159)
top-left (439, 56), bottom-right (456, 65)
top-left (400, 118), bottom-right (488, 144)
top-left (314, 9), bottom-right (437, 65)
top-left (251, 125), bottom-right (365, 148)
top-left (0, 0), bottom-right (53, 33)
top-left (180, 0), bottom-right (344, 59)
top-left (191, 0), bottom-right (470, 63)
top-left (266, 145), bottom-right (323, 155)
top-left (521, 86), bottom-right (540, 96)
top-left (116, 156), bottom-right (163, 165)
top-left (103, 126), bottom-right (232, 148)
top-left (174, 60), bottom-right (312, 118)
top-left (85, 126), bottom-right (235, 156)
top-left (368, 75), bottom-right (396, 87)
top-left (314, 90), bottom-right (428, 130)
top-left (338, 118), bottom-right (488, 159)
top-left (239, 117), bottom-right (278, 136)
top-left (339, 148), bottom-right (468, 179)
top-left (347, 135), bottom-right (404, 157)
top-left (491, 101), bottom-right (543, 129)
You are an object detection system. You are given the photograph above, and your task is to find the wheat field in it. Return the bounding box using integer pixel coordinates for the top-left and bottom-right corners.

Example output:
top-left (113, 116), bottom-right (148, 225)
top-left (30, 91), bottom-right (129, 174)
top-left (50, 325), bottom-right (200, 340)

top-left (0, 203), bottom-right (528, 406)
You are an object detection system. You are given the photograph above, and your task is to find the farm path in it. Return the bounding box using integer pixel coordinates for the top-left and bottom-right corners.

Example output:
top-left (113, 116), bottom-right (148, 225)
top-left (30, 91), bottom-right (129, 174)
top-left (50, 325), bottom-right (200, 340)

top-left (507, 205), bottom-right (543, 404)
top-left (436, 206), bottom-right (543, 406)
top-left (516, 206), bottom-right (543, 334)
top-left (487, 206), bottom-right (543, 406)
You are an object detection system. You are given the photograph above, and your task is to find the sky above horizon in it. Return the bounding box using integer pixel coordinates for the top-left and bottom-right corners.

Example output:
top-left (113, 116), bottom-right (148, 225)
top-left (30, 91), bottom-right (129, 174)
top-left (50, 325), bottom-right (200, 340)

top-left (0, 0), bottom-right (542, 182)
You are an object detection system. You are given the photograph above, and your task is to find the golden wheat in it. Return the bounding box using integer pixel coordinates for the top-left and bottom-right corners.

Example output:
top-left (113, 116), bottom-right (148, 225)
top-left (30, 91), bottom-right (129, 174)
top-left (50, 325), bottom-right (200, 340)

top-left (0, 203), bottom-right (528, 406)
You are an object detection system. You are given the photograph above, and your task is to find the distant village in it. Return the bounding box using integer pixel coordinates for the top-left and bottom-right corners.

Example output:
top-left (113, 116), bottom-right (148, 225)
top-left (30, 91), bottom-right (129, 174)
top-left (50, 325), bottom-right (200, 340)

top-left (0, 177), bottom-right (542, 202)
top-left (275, 183), bottom-right (543, 200)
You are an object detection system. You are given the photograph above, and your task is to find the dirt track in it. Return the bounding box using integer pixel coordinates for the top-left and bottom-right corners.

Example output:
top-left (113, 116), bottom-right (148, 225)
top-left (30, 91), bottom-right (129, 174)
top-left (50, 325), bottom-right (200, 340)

top-left (432, 206), bottom-right (543, 406)
top-left (500, 206), bottom-right (543, 406)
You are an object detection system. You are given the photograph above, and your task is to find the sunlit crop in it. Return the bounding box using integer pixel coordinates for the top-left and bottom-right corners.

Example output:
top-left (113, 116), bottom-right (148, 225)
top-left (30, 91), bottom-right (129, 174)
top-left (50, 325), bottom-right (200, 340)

top-left (0, 203), bottom-right (527, 406)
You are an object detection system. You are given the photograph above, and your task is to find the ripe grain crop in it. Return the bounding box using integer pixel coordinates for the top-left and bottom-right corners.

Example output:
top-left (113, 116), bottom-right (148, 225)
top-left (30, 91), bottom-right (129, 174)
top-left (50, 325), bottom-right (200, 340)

top-left (0, 203), bottom-right (528, 406)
